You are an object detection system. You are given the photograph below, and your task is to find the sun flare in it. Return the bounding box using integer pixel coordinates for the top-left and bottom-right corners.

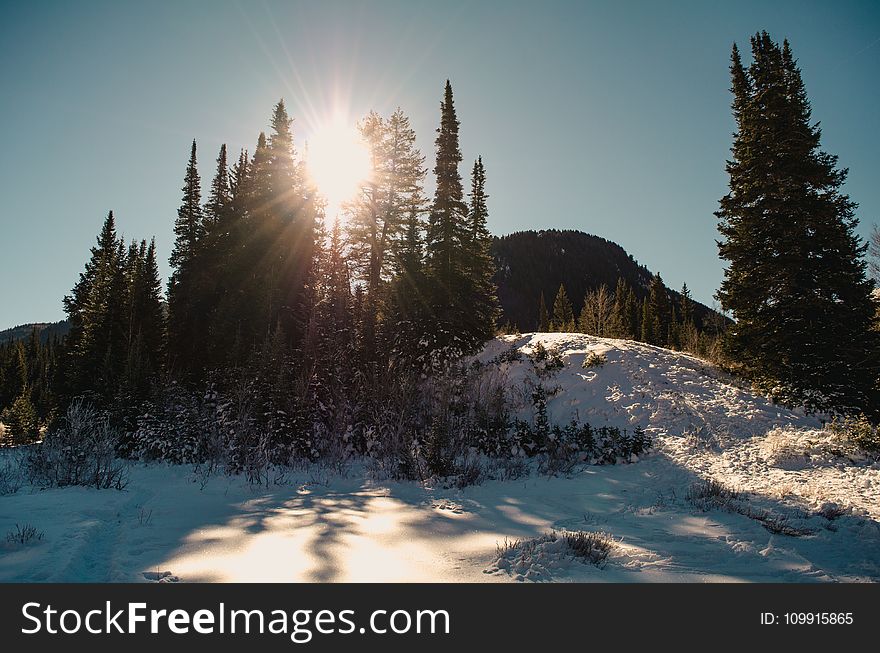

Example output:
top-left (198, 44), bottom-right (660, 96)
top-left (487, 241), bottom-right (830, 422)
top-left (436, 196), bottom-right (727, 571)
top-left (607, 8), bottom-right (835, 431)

top-left (306, 115), bottom-right (371, 218)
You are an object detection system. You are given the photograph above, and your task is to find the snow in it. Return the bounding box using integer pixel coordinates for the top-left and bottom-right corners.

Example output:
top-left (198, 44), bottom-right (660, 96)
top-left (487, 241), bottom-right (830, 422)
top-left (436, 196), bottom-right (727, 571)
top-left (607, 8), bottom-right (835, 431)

top-left (1, 333), bottom-right (878, 583)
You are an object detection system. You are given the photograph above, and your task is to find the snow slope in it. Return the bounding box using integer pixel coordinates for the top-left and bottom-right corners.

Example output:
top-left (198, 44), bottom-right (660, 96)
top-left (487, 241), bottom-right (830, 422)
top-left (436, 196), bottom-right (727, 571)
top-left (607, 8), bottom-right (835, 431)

top-left (1, 334), bottom-right (878, 583)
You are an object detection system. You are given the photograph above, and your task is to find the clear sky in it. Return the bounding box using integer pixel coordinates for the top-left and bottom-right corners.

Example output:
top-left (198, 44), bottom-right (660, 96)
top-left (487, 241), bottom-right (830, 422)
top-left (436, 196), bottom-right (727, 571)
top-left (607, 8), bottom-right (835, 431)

top-left (1, 0), bottom-right (878, 330)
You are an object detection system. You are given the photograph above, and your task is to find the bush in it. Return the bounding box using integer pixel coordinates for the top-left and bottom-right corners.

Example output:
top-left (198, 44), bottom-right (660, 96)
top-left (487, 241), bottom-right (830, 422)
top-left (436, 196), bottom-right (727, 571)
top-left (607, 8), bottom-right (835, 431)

top-left (563, 530), bottom-right (615, 567)
top-left (529, 342), bottom-right (564, 376)
top-left (685, 479), bottom-right (740, 511)
top-left (0, 451), bottom-right (23, 495)
top-left (582, 351), bottom-right (607, 369)
top-left (5, 523), bottom-right (44, 546)
top-left (494, 529), bottom-right (616, 575)
top-left (494, 344), bottom-right (523, 364)
top-left (686, 478), bottom-right (814, 536)
top-left (511, 409), bottom-right (651, 466)
top-left (829, 415), bottom-right (880, 459)
top-left (25, 400), bottom-right (127, 490)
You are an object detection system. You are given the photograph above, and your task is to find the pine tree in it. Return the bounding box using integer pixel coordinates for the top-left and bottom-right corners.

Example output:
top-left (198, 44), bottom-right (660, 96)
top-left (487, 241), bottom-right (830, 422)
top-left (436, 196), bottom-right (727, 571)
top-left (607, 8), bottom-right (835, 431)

top-left (202, 148), bottom-right (251, 369)
top-left (716, 33), bottom-right (879, 413)
top-left (123, 239), bottom-right (165, 396)
top-left (640, 296), bottom-right (652, 344)
top-left (349, 108), bottom-right (427, 365)
top-left (624, 284), bottom-right (640, 340)
top-left (538, 292), bottom-right (550, 332)
top-left (607, 278), bottom-right (629, 338)
top-left (62, 211), bottom-right (128, 402)
top-left (646, 273), bottom-right (671, 347)
top-left (679, 282), bottom-right (694, 326)
top-left (204, 144), bottom-right (231, 231)
top-left (267, 100), bottom-right (313, 344)
top-left (169, 140), bottom-right (204, 270)
top-left (424, 80), bottom-right (471, 356)
top-left (550, 284), bottom-right (575, 332)
top-left (675, 282), bottom-right (698, 352)
top-left (462, 156), bottom-right (499, 341)
top-left (309, 219), bottom-right (356, 404)
top-left (167, 140), bottom-right (207, 381)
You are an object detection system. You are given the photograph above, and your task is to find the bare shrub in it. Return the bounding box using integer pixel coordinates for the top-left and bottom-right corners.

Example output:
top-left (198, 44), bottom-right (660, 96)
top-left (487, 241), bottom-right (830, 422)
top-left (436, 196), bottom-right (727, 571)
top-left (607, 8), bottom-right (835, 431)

top-left (25, 399), bottom-right (127, 490)
top-left (816, 501), bottom-right (847, 521)
top-left (687, 478), bottom-right (814, 537)
top-left (685, 479), bottom-right (740, 511)
top-left (5, 523), bottom-right (43, 546)
top-left (0, 451), bottom-right (24, 495)
top-left (563, 530), bottom-right (615, 567)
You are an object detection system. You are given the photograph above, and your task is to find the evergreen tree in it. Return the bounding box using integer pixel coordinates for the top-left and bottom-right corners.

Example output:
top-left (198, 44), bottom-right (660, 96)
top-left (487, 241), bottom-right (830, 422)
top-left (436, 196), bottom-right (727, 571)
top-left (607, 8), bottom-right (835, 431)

top-left (308, 219), bottom-right (356, 412)
top-left (538, 292), bottom-right (550, 332)
top-left (677, 282), bottom-right (698, 352)
top-left (462, 156), bottom-right (499, 341)
top-left (0, 331), bottom-right (58, 437)
top-left (646, 273), bottom-right (671, 347)
top-left (123, 239), bottom-right (165, 396)
top-left (679, 282), bottom-right (694, 326)
top-left (640, 296), bottom-right (652, 344)
top-left (265, 100), bottom-right (314, 345)
top-left (550, 284), bottom-right (575, 332)
top-left (349, 108), bottom-right (427, 364)
top-left (169, 140), bottom-right (205, 270)
top-left (167, 140), bottom-right (206, 380)
top-left (209, 147), bottom-right (253, 367)
top-left (204, 143), bottom-right (231, 231)
top-left (624, 284), bottom-right (640, 340)
top-left (63, 211), bottom-right (128, 401)
top-left (716, 33), bottom-right (879, 413)
top-left (424, 80), bottom-right (471, 356)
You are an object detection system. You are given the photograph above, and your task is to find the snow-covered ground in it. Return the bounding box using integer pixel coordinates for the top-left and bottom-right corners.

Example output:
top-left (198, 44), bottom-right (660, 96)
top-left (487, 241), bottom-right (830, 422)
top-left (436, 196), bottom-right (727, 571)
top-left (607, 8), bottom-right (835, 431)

top-left (2, 333), bottom-right (878, 582)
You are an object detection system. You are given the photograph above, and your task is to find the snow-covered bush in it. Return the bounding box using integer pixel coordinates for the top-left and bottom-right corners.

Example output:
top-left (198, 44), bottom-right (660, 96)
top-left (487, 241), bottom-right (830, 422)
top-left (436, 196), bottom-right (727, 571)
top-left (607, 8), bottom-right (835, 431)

top-left (490, 529), bottom-right (616, 580)
top-left (529, 342), bottom-right (564, 377)
top-left (124, 384), bottom-right (204, 464)
top-left (25, 400), bottom-right (127, 490)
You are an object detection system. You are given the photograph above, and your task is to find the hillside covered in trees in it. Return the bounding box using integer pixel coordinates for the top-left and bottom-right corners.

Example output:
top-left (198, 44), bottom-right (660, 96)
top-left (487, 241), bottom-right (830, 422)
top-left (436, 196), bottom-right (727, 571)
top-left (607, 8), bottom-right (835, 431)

top-left (491, 229), bottom-right (725, 332)
top-left (0, 321), bottom-right (70, 344)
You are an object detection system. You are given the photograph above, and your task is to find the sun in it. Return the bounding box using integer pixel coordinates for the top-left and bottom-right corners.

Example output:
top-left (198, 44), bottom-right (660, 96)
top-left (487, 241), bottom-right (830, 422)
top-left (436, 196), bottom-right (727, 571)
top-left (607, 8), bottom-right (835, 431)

top-left (305, 114), bottom-right (372, 218)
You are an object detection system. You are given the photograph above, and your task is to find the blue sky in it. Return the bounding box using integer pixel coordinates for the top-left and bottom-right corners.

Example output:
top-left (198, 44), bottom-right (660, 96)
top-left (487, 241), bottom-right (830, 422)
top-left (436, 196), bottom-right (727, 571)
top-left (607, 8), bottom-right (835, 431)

top-left (1, 0), bottom-right (878, 329)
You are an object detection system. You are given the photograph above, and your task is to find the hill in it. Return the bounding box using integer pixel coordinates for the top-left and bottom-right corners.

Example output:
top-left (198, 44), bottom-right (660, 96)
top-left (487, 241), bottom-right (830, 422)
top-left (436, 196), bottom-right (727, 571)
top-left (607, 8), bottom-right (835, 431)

top-left (491, 229), bottom-right (724, 331)
top-left (0, 320), bottom-right (70, 344)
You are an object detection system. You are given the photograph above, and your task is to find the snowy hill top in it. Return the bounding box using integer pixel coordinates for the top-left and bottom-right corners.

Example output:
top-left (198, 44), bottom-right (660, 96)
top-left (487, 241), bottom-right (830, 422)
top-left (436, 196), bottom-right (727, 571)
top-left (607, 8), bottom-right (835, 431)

top-left (476, 334), bottom-right (880, 522)
top-left (476, 332), bottom-right (821, 438)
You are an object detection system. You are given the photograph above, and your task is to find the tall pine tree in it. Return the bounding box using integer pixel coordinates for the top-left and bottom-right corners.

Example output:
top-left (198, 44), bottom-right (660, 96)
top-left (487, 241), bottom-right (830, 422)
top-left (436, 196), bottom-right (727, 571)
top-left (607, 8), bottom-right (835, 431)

top-left (424, 80), bottom-right (471, 357)
top-left (538, 292), bottom-right (550, 332)
top-left (550, 284), bottom-right (575, 332)
top-left (63, 211), bottom-right (128, 402)
top-left (716, 33), bottom-right (879, 413)
top-left (167, 140), bottom-right (207, 380)
top-left (462, 156), bottom-right (499, 341)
